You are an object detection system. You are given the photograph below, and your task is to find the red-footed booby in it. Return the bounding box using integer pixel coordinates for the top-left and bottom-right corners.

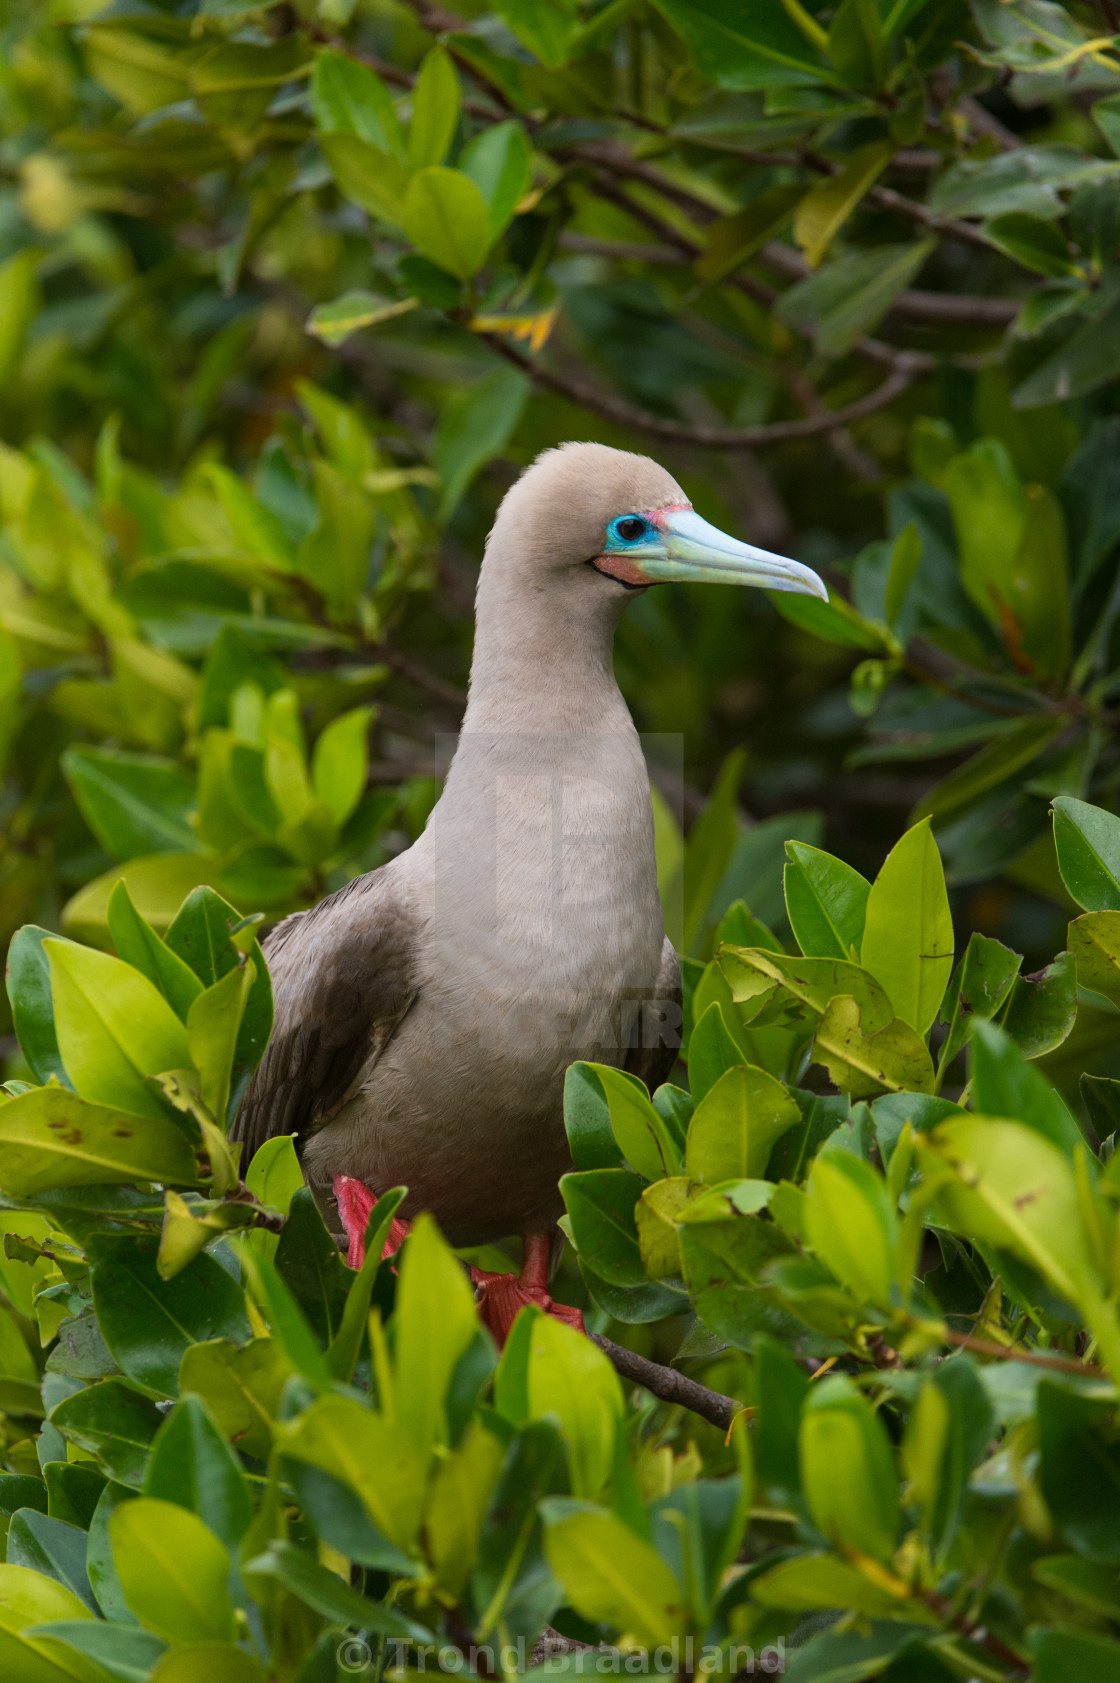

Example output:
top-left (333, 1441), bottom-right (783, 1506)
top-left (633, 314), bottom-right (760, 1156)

top-left (234, 442), bottom-right (826, 1341)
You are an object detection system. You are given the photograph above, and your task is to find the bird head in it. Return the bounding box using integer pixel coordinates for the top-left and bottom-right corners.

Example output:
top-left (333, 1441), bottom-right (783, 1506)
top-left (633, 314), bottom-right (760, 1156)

top-left (486, 441), bottom-right (827, 603)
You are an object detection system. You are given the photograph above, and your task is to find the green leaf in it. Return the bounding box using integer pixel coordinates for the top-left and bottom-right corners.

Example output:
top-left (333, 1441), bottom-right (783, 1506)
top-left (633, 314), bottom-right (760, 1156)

top-left (526, 1315), bottom-right (622, 1498)
top-left (680, 749), bottom-right (746, 953)
top-left (1033, 1628), bottom-right (1120, 1683)
top-left (945, 439), bottom-right (1071, 676)
top-left (7, 927), bottom-right (70, 1088)
top-left (685, 1064), bottom-right (799, 1182)
top-left (984, 212), bottom-right (1081, 277)
top-left (800, 1374), bottom-right (899, 1564)
top-left (778, 240), bottom-right (933, 356)
top-left (394, 1214), bottom-right (478, 1454)
top-left (815, 994), bottom-right (936, 1098)
top-left (310, 707), bottom-right (371, 828)
top-left (771, 586), bottom-right (889, 651)
top-left (164, 888), bottom-right (272, 1105)
top-left (884, 520), bottom-right (922, 627)
top-left (970, 1020), bottom-right (1084, 1158)
top-left (272, 1187), bottom-right (350, 1346)
top-left (805, 1153), bottom-right (897, 1307)
top-left (1001, 951), bottom-right (1077, 1059)
top-left (459, 121), bottom-right (533, 235)
top-left (279, 1393), bottom-right (428, 1554)
top-left (1013, 295), bottom-right (1120, 409)
top-left (1052, 796), bottom-right (1120, 911)
top-left (143, 1395), bottom-right (251, 1550)
top-left (560, 1168), bottom-right (646, 1287)
top-left (688, 1001), bottom-right (750, 1105)
top-left (6, 1511), bottom-right (97, 1614)
top-left (563, 1063), bottom-right (623, 1171)
top-left (433, 365), bottom-right (528, 519)
top-left (931, 146), bottom-right (1120, 220)
top-left (793, 142), bottom-right (894, 268)
top-left (107, 885), bottom-right (203, 1024)
top-left (783, 842), bottom-right (870, 961)
top-left (30, 1621), bottom-right (167, 1682)
top-left (0, 1087), bottom-right (198, 1198)
top-left (244, 1540), bottom-right (427, 1637)
top-left (937, 931), bottom-right (1022, 1073)
top-left (150, 1643), bottom-right (266, 1683)
top-left (749, 1550), bottom-right (907, 1617)
top-left (110, 1497), bottom-right (235, 1643)
top-left (176, 1338), bottom-right (291, 1464)
top-left (860, 819), bottom-right (954, 1035)
top-left (310, 48), bottom-right (404, 156)
top-left (1032, 1554), bottom-right (1120, 1619)
top-left (923, 1117), bottom-right (1120, 1376)
top-left (305, 292), bottom-right (419, 348)
top-left (1036, 1381), bottom-right (1120, 1565)
top-left (327, 1187), bottom-right (405, 1382)
top-left (62, 749), bottom-right (200, 862)
top-left (91, 1239), bottom-right (250, 1398)
top-left (425, 1419), bottom-right (507, 1600)
top-left (586, 1064), bottom-right (682, 1180)
top-left (913, 714), bottom-right (1065, 825)
top-left (1069, 911), bottom-right (1120, 1007)
top-left (402, 167), bottom-right (493, 279)
top-left (186, 959), bottom-right (252, 1125)
top-left (493, 0), bottom-right (580, 68)
top-left (44, 938), bottom-right (193, 1121)
top-left (542, 1502), bottom-right (684, 1647)
top-left (51, 1382), bottom-right (162, 1488)
top-left (408, 47), bottom-right (460, 171)
top-left (650, 0), bottom-right (830, 91)
top-left (320, 133), bottom-right (408, 226)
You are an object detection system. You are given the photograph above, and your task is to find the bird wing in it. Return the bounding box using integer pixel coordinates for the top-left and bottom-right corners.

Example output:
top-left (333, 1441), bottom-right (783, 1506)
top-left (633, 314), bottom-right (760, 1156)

top-left (232, 870), bottom-right (419, 1163)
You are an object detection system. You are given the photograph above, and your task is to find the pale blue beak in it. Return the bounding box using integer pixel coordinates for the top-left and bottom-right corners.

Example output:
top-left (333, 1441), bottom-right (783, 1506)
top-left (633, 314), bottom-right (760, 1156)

top-left (631, 509), bottom-right (828, 599)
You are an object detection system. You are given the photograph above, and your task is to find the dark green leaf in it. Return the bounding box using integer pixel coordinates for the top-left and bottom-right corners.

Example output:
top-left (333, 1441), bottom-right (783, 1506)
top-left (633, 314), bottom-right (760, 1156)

top-left (90, 1238), bottom-right (250, 1397)
top-left (6, 925), bottom-right (70, 1087)
top-left (144, 1394), bottom-right (252, 1548)
top-left (1052, 796), bottom-right (1120, 911)
top-left (6, 1508), bottom-right (98, 1611)
top-left (560, 1168), bottom-right (646, 1287)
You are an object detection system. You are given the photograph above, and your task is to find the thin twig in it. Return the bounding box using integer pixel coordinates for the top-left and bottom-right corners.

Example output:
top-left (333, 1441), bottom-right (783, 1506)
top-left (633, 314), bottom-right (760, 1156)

top-left (594, 1335), bottom-right (741, 1430)
top-left (939, 1326), bottom-right (1107, 1378)
top-left (483, 332), bottom-right (922, 448)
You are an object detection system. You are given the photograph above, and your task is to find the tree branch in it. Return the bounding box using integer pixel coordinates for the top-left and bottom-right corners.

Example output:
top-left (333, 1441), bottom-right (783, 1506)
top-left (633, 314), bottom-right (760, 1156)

top-left (593, 1335), bottom-right (741, 1431)
top-left (482, 331), bottom-right (923, 448)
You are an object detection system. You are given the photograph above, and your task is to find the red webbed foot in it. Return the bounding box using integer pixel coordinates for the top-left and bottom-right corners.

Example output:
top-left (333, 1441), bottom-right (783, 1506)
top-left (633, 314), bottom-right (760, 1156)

top-left (472, 1233), bottom-right (585, 1346)
top-left (334, 1174), bottom-right (410, 1269)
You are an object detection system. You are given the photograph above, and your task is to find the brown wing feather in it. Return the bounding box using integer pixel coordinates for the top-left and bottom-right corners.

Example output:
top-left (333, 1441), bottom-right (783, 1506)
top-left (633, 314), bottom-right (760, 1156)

top-left (232, 869), bottom-right (419, 1162)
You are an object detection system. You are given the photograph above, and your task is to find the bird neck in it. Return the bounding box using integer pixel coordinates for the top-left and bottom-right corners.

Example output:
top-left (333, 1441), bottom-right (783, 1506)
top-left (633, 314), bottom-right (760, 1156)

top-left (459, 567), bottom-right (631, 738)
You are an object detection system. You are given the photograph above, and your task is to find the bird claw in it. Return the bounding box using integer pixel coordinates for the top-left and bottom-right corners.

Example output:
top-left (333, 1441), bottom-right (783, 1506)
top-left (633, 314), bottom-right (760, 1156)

top-left (471, 1267), bottom-right (585, 1347)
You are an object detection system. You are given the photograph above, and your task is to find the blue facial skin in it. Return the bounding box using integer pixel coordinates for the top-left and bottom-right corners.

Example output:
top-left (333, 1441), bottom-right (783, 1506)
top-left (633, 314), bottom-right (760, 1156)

top-left (604, 514), bottom-right (656, 549)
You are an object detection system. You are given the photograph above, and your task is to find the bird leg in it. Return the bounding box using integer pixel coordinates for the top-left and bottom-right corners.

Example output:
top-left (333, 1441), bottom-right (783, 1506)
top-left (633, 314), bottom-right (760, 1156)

top-left (472, 1232), bottom-right (585, 1346)
top-left (334, 1174), bottom-right (410, 1268)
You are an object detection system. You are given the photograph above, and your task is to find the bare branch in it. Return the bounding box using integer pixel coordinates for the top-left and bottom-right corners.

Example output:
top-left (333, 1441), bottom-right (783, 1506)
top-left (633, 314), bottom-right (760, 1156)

top-left (482, 331), bottom-right (923, 448)
top-left (593, 1335), bottom-right (741, 1431)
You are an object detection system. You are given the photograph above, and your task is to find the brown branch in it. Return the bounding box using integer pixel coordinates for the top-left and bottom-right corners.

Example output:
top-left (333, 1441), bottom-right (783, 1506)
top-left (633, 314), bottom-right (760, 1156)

top-left (593, 1335), bottom-right (741, 1431)
top-left (483, 331), bottom-right (922, 448)
top-left (939, 1326), bottom-right (1107, 1378)
top-left (868, 180), bottom-right (993, 251)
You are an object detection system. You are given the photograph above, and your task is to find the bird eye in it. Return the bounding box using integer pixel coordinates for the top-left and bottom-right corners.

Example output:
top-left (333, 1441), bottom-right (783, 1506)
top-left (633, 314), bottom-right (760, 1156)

top-left (615, 516), bottom-right (646, 541)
